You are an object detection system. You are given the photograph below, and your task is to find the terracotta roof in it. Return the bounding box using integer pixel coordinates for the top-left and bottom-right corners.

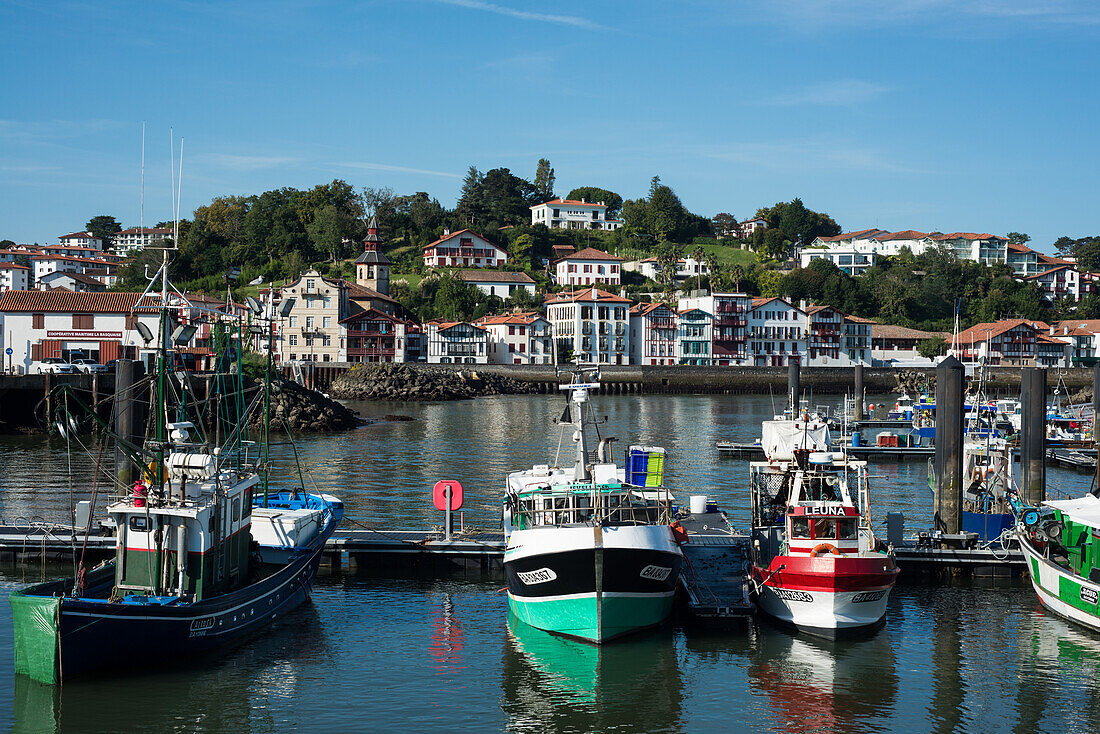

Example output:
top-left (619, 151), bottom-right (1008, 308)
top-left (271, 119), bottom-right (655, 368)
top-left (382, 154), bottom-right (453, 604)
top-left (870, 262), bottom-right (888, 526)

top-left (475, 311), bottom-right (546, 326)
top-left (115, 227), bottom-right (173, 236)
top-left (750, 297), bottom-right (802, 313)
top-left (875, 230), bottom-right (928, 241)
top-left (954, 319), bottom-right (1047, 345)
top-left (59, 231), bottom-right (97, 239)
top-left (870, 324), bottom-right (947, 340)
top-left (816, 228), bottom-right (886, 243)
top-left (1055, 320), bottom-right (1100, 334)
top-left (543, 287), bottom-right (631, 305)
top-left (805, 304), bottom-right (836, 315)
top-left (929, 232), bottom-right (1005, 242)
top-left (426, 320), bottom-right (487, 333)
top-left (0, 290), bottom-right (160, 313)
top-left (455, 270), bottom-right (535, 284)
top-left (339, 307), bottom-right (405, 325)
top-left (422, 229), bottom-right (499, 251)
top-left (530, 199), bottom-right (608, 209)
top-left (844, 314), bottom-right (876, 324)
top-left (342, 280), bottom-right (397, 303)
top-left (1007, 242), bottom-right (1036, 253)
top-left (557, 247), bottom-right (623, 262)
top-left (0, 263), bottom-right (29, 270)
top-left (629, 302), bottom-right (674, 316)
top-left (40, 271), bottom-right (106, 287)
top-left (1037, 253), bottom-right (1075, 266)
top-left (1025, 265), bottom-right (1075, 279)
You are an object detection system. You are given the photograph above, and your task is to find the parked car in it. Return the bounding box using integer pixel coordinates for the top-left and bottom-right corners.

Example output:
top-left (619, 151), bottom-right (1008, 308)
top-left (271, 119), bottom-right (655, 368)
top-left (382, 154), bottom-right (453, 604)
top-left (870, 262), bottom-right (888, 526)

top-left (37, 358), bottom-right (77, 374)
top-left (71, 358), bottom-right (107, 374)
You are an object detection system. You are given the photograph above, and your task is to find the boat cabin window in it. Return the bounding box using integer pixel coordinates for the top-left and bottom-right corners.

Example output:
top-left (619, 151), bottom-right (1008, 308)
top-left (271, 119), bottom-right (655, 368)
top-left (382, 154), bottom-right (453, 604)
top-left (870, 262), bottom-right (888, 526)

top-left (129, 516), bottom-right (150, 531)
top-left (807, 517), bottom-right (858, 540)
top-left (804, 476), bottom-right (840, 502)
top-left (232, 498), bottom-right (241, 523)
top-left (790, 517), bottom-right (811, 538)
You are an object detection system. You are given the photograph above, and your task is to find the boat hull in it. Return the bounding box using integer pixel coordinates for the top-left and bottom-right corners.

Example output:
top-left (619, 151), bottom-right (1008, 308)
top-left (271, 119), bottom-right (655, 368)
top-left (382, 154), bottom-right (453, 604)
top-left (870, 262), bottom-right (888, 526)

top-left (505, 525), bottom-right (682, 644)
top-left (11, 517), bottom-right (336, 684)
top-left (754, 554), bottom-right (898, 637)
top-left (1019, 533), bottom-right (1100, 633)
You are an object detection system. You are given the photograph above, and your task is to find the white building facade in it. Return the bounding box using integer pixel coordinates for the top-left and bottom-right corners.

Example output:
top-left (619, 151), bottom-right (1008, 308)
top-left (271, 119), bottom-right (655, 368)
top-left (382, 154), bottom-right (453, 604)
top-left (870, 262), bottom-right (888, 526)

top-left (748, 297), bottom-right (807, 367)
top-left (111, 227), bottom-right (174, 255)
top-left (554, 248), bottom-right (623, 288)
top-left (530, 199), bottom-right (624, 230)
top-left (476, 312), bottom-right (553, 365)
top-left (425, 321), bottom-right (489, 364)
top-left (455, 270), bottom-right (537, 299)
top-left (58, 231), bottom-right (103, 250)
top-left (0, 263), bottom-right (30, 292)
top-left (422, 230), bottom-right (507, 269)
top-left (544, 288), bottom-right (631, 365)
top-left (628, 302), bottom-right (679, 366)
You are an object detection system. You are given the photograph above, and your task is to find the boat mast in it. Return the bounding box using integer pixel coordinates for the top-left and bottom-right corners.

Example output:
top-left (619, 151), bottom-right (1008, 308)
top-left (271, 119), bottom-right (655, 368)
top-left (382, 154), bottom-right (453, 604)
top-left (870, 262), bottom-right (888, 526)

top-left (572, 376), bottom-right (591, 483)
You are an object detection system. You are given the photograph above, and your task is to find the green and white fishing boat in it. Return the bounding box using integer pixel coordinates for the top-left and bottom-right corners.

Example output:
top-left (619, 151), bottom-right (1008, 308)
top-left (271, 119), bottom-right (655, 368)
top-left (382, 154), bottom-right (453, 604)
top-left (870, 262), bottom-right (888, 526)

top-left (502, 369), bottom-right (683, 643)
top-left (1016, 493), bottom-right (1100, 632)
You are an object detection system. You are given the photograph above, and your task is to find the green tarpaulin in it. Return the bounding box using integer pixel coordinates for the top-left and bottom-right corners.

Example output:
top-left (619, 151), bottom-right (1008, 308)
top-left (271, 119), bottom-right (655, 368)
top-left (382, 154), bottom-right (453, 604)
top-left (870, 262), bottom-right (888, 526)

top-left (9, 591), bottom-right (60, 685)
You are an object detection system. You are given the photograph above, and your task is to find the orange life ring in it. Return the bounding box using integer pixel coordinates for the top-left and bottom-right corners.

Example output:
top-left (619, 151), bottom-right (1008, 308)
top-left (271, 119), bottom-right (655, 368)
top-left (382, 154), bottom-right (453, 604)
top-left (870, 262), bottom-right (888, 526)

top-left (811, 542), bottom-right (840, 557)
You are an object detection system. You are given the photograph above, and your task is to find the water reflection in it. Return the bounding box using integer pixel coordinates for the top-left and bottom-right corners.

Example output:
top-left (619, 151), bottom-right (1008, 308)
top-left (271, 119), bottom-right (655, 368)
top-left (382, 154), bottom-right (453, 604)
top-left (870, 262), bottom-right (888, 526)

top-left (501, 616), bottom-right (682, 733)
top-left (10, 603), bottom-right (327, 734)
top-left (747, 628), bottom-right (898, 733)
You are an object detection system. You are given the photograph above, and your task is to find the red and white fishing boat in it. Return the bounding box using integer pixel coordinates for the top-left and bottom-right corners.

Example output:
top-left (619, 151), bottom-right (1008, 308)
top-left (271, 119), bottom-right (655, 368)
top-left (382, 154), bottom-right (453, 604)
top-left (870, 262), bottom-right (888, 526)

top-left (749, 420), bottom-right (898, 637)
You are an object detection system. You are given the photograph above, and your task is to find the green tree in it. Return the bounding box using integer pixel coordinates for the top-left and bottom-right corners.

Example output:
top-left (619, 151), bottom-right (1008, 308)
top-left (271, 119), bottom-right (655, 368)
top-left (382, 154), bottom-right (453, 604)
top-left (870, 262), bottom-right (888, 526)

top-left (762, 229), bottom-right (790, 260)
top-left (1006, 232), bottom-right (1030, 246)
top-left (712, 213), bottom-right (738, 238)
top-left (566, 187), bottom-right (623, 216)
top-left (306, 204), bottom-right (357, 263)
top-left (646, 185), bottom-right (683, 242)
top-left (730, 264), bottom-right (745, 291)
top-left (509, 233), bottom-right (535, 269)
top-left (757, 270), bottom-right (782, 297)
top-left (918, 336), bottom-right (946, 359)
top-left (86, 215), bottom-right (122, 250)
top-left (754, 198), bottom-right (840, 247)
top-left (0, 239), bottom-right (15, 248)
top-left (533, 158), bottom-right (555, 202)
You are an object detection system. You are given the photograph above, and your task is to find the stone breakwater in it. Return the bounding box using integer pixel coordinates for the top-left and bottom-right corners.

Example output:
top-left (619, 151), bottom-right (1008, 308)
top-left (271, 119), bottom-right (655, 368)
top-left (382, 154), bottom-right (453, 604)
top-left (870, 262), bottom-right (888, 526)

top-left (328, 363), bottom-right (538, 401)
top-left (249, 378), bottom-right (363, 433)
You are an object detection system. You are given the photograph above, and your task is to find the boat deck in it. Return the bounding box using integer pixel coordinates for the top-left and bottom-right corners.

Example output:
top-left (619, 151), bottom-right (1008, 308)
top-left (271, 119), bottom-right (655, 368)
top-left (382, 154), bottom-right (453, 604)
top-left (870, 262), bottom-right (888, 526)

top-left (674, 512), bottom-right (755, 622)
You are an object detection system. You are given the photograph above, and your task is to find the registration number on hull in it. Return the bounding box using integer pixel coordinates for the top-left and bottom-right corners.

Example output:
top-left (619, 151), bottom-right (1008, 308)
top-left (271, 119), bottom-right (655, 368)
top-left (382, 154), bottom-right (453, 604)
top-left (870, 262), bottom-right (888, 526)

top-left (772, 588), bottom-right (813, 603)
top-left (517, 568), bottom-right (557, 585)
top-left (640, 565), bottom-right (672, 582)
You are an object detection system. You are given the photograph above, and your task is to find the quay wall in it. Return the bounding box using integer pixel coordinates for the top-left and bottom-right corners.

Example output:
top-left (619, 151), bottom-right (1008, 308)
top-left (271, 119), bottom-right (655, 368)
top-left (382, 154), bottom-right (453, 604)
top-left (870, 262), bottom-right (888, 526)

top-left (284, 363), bottom-right (1096, 397)
top-left (2, 366), bottom-right (1093, 430)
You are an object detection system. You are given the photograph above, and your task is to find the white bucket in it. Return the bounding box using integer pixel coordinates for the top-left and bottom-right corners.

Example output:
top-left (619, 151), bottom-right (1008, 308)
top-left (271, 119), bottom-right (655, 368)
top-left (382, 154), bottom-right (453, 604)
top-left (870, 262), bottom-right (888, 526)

top-left (689, 495), bottom-right (708, 515)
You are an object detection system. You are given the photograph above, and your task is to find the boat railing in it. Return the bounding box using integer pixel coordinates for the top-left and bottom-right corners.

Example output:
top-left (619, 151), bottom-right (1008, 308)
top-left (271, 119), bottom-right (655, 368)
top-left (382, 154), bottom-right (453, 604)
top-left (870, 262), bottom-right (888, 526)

top-left (513, 486), bottom-right (674, 528)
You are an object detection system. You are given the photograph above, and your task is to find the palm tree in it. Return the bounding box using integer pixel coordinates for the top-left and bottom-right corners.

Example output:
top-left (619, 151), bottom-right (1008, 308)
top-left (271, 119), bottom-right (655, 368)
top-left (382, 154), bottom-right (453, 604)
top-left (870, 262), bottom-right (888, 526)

top-left (731, 264), bottom-right (745, 292)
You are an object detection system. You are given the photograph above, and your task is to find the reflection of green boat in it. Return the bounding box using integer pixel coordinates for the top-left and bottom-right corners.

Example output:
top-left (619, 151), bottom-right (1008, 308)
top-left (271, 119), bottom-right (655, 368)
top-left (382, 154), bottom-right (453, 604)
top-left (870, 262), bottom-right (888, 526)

top-left (501, 612), bottom-right (682, 731)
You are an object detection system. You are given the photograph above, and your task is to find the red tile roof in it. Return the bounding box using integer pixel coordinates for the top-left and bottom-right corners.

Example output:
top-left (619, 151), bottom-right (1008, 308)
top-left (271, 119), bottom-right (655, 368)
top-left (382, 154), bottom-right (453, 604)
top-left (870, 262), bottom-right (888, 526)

top-left (750, 297), bottom-right (803, 313)
top-left (954, 319), bottom-right (1047, 345)
top-left (530, 199), bottom-right (608, 209)
top-left (422, 229), bottom-right (500, 251)
top-left (816, 228), bottom-right (887, 243)
top-left (543, 287), bottom-right (631, 304)
top-left (875, 230), bottom-right (928, 241)
top-left (0, 263), bottom-right (30, 270)
top-left (59, 231), bottom-right (97, 240)
top-left (41, 271), bottom-right (106, 287)
top-left (870, 324), bottom-right (948, 340)
top-left (475, 311), bottom-right (547, 326)
top-left (929, 232), bottom-right (1005, 242)
top-left (629, 302), bottom-right (674, 317)
top-left (557, 247), bottom-right (623, 262)
top-left (0, 290), bottom-right (160, 313)
top-left (455, 270), bottom-right (535, 284)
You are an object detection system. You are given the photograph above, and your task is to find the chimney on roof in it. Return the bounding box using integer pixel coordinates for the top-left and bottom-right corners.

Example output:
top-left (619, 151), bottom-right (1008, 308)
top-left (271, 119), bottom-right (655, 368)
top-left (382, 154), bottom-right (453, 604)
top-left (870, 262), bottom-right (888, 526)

top-left (581, 198), bottom-right (586, 203)
top-left (443, 228), bottom-right (450, 236)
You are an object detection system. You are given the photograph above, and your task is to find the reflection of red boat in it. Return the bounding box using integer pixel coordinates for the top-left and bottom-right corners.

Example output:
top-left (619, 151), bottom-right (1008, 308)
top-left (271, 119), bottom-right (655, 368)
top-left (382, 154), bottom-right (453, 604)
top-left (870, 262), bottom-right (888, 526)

top-left (750, 444), bottom-right (899, 637)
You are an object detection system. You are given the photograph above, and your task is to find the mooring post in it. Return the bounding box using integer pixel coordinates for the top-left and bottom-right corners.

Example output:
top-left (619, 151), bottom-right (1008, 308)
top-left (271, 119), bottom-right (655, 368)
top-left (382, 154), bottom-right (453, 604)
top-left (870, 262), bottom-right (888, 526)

top-left (788, 357), bottom-right (800, 413)
top-left (113, 359), bottom-right (137, 487)
top-left (854, 363), bottom-right (865, 422)
top-left (934, 356), bottom-right (964, 534)
top-left (1021, 367), bottom-right (1047, 506)
top-left (1094, 364), bottom-right (1100, 493)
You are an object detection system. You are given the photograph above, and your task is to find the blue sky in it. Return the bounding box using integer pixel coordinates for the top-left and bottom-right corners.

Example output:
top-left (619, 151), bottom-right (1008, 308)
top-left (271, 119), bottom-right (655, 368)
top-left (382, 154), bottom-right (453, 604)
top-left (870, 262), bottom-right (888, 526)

top-left (1, 0), bottom-right (1098, 250)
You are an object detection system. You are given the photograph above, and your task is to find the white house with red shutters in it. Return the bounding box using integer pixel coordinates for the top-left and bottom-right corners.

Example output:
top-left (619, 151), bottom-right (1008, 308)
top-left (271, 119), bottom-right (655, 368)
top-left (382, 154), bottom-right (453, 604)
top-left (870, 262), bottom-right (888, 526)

top-left (476, 312), bottom-right (554, 364)
top-left (553, 247), bottom-right (623, 287)
top-left (422, 230), bottom-right (508, 269)
top-left (748, 297), bottom-right (807, 367)
top-left (629, 302), bottom-right (679, 365)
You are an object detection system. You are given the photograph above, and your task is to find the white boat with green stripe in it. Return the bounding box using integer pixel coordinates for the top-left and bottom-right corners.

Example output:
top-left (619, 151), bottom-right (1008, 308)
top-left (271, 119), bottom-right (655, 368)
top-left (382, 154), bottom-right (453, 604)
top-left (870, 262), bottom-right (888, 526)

top-left (1017, 494), bottom-right (1100, 632)
top-left (502, 369), bottom-right (683, 644)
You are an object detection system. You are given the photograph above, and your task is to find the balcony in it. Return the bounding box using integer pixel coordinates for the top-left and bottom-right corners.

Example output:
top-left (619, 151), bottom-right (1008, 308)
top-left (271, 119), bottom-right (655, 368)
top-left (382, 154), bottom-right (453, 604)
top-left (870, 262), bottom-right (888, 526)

top-left (347, 328), bottom-right (392, 337)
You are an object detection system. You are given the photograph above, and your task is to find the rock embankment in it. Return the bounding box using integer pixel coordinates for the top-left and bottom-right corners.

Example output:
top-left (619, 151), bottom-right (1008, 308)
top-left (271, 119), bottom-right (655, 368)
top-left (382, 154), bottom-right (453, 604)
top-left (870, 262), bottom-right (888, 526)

top-left (249, 378), bottom-right (364, 432)
top-left (328, 363), bottom-right (538, 401)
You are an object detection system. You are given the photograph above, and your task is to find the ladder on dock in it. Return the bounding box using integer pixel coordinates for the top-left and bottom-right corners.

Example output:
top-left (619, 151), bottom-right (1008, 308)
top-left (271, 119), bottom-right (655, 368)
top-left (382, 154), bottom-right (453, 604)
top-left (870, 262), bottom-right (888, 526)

top-left (677, 512), bottom-right (755, 622)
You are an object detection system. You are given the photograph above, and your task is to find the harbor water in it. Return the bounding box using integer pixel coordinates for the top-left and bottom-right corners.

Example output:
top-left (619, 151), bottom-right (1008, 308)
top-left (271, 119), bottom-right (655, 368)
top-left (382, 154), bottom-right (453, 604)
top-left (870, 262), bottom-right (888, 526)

top-left (1, 394), bottom-right (1098, 732)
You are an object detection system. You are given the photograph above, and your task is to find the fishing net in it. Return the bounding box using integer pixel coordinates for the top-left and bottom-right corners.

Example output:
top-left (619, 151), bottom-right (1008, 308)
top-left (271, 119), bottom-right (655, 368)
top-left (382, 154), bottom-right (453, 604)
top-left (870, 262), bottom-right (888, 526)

top-left (9, 591), bottom-right (60, 684)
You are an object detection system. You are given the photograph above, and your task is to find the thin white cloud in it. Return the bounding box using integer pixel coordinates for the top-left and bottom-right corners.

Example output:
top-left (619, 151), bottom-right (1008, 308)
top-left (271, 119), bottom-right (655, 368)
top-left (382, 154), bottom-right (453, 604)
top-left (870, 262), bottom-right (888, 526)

top-left (199, 153), bottom-right (300, 171)
top-left (767, 79), bottom-right (890, 107)
top-left (335, 161), bottom-right (461, 178)
top-left (478, 51), bottom-right (557, 70)
top-left (429, 0), bottom-right (610, 31)
top-left (752, 0), bottom-right (1100, 27)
